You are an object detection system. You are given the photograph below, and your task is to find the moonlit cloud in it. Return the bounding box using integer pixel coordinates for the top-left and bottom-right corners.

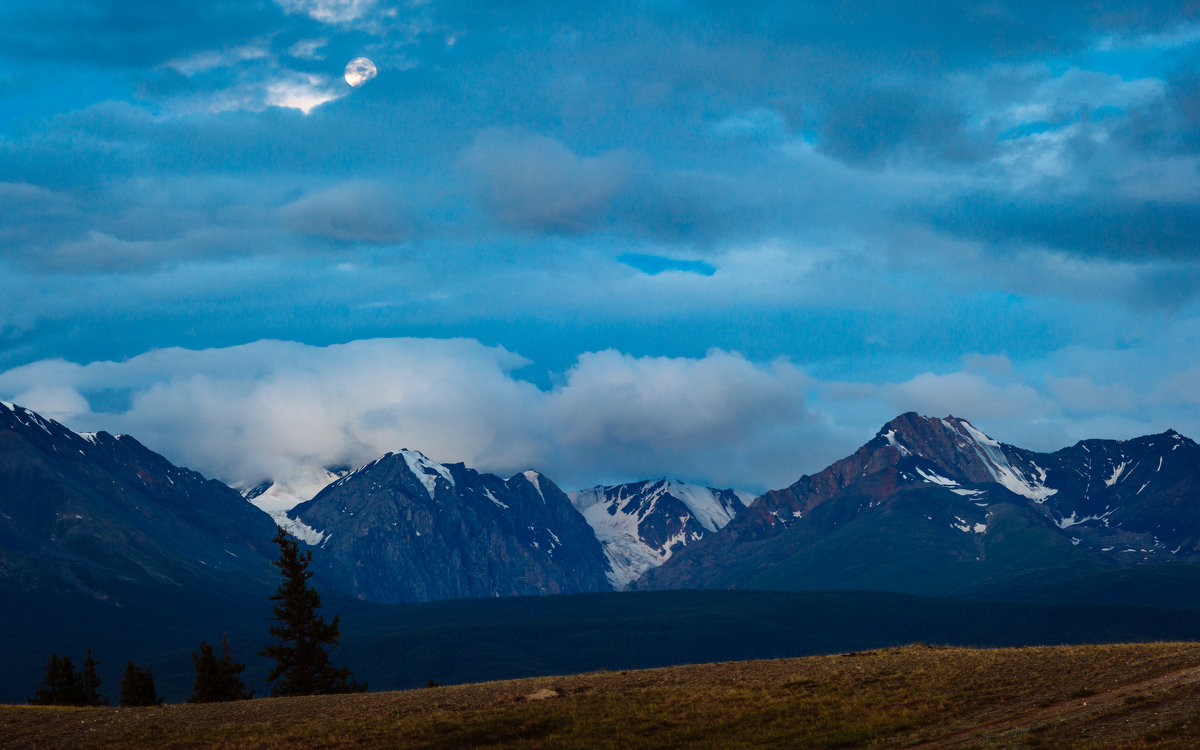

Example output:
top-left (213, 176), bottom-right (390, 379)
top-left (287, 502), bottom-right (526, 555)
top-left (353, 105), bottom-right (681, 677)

top-left (265, 73), bottom-right (344, 114)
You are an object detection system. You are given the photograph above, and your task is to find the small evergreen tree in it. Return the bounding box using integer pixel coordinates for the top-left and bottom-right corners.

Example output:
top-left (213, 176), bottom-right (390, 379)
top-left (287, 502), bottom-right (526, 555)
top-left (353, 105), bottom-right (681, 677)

top-left (260, 526), bottom-right (363, 696)
top-left (28, 654), bottom-right (85, 706)
top-left (188, 635), bottom-right (253, 703)
top-left (119, 661), bottom-right (161, 707)
top-left (81, 648), bottom-right (107, 706)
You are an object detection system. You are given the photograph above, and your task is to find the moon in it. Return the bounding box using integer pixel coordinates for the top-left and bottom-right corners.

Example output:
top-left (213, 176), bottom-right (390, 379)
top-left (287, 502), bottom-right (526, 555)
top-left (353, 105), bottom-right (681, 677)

top-left (344, 57), bottom-right (377, 87)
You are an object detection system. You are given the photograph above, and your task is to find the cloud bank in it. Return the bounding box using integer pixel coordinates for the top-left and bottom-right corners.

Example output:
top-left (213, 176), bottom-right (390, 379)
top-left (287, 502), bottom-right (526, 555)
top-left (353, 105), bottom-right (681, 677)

top-left (4, 335), bottom-right (1198, 497)
top-left (0, 339), bottom-right (820, 493)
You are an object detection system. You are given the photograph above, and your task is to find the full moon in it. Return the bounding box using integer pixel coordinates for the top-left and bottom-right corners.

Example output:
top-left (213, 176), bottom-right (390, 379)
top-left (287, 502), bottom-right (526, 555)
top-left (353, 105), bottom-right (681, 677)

top-left (344, 57), bottom-right (377, 87)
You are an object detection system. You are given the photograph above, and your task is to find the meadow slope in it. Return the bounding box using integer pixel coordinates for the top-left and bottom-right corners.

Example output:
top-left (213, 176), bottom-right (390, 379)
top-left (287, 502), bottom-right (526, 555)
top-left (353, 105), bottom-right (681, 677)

top-left (5, 642), bottom-right (1200, 749)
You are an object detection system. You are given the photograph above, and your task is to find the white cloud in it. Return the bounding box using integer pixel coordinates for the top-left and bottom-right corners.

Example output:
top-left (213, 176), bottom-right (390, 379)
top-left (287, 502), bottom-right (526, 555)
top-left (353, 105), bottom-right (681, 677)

top-left (880, 371), bottom-right (1050, 421)
top-left (0, 340), bottom-right (829, 493)
top-left (275, 0), bottom-right (377, 24)
top-left (289, 38), bottom-right (329, 60)
top-left (265, 73), bottom-right (344, 115)
top-left (6, 334), bottom-right (1200, 498)
top-left (164, 45), bottom-right (269, 76)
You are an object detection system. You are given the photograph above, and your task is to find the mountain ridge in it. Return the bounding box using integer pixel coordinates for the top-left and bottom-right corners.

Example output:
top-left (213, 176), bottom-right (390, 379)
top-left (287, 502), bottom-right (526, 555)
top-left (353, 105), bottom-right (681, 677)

top-left (633, 412), bottom-right (1200, 603)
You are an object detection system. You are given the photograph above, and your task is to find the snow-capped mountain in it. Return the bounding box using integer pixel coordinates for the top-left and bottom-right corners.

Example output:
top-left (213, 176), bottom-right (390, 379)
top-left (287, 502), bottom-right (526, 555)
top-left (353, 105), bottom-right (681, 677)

top-left (241, 466), bottom-right (352, 513)
top-left (239, 465), bottom-right (352, 544)
top-left (287, 449), bottom-right (612, 603)
top-left (635, 413), bottom-right (1200, 606)
top-left (569, 480), bottom-right (753, 588)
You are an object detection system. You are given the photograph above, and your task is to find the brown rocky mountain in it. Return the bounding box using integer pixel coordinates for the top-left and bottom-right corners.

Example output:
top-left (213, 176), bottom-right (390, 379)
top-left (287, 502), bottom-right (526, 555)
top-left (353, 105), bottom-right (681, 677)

top-left (632, 413), bottom-right (1200, 605)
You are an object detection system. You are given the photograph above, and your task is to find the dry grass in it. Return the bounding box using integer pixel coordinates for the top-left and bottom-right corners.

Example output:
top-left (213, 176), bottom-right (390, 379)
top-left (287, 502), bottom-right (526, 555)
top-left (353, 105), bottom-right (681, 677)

top-left (5, 642), bottom-right (1200, 748)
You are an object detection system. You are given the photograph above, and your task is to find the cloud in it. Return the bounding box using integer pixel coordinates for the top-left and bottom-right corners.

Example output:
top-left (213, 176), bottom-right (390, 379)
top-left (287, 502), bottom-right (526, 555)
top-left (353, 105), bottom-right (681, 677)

top-left (927, 194), bottom-right (1200, 261)
top-left (279, 181), bottom-right (412, 244)
top-left (815, 83), bottom-right (980, 167)
top-left (264, 72), bottom-right (344, 114)
top-left (544, 349), bottom-right (815, 488)
top-left (6, 332), bottom-right (1200, 496)
top-left (461, 130), bottom-right (631, 234)
top-left (275, 0), bottom-right (378, 25)
top-left (880, 371), bottom-right (1051, 422)
top-left (164, 44), bottom-right (270, 76)
top-left (288, 38), bottom-right (329, 60)
top-left (0, 340), bottom-right (825, 493)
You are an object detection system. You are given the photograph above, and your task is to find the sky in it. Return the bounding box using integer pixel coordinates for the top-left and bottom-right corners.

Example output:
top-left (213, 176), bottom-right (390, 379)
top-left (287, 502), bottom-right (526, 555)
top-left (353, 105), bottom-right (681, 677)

top-left (1, 1), bottom-right (1199, 494)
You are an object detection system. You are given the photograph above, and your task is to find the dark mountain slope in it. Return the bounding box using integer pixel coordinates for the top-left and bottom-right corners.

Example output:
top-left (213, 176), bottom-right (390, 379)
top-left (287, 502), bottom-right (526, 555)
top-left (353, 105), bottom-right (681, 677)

top-left (0, 401), bottom-right (279, 601)
top-left (289, 450), bottom-right (612, 603)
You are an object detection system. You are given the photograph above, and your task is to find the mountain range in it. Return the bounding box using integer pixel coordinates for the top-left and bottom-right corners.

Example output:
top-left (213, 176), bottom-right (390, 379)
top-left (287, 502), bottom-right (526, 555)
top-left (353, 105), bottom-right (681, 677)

top-left (4, 401), bottom-right (1200, 611)
top-left (634, 412), bottom-right (1200, 606)
top-left (7, 399), bottom-right (1200, 702)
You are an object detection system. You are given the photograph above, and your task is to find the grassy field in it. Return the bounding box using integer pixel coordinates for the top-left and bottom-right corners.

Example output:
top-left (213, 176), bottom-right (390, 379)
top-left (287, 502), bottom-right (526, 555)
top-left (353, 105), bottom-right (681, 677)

top-left (5, 642), bottom-right (1200, 748)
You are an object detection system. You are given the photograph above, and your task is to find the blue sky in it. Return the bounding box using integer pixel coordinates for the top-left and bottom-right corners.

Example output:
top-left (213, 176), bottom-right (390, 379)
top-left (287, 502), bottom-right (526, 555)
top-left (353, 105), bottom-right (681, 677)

top-left (2, 1), bottom-right (1199, 492)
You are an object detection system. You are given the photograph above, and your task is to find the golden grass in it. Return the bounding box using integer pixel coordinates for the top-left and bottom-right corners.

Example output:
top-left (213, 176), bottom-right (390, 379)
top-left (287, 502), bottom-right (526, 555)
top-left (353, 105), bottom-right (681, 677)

top-left (5, 642), bottom-right (1200, 749)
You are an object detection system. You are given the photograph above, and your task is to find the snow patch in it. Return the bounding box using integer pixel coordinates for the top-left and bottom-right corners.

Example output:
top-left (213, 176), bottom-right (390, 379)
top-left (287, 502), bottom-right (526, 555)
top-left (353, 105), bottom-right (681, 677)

top-left (915, 466), bottom-right (958, 488)
top-left (883, 429), bottom-right (911, 456)
top-left (273, 511), bottom-right (328, 546)
top-left (1104, 461), bottom-right (1130, 487)
top-left (400, 449), bottom-right (454, 500)
top-left (568, 479), bottom-right (749, 588)
top-left (1057, 509), bottom-right (1113, 529)
top-left (242, 466), bottom-right (348, 513)
top-left (484, 489), bottom-right (509, 509)
top-left (951, 516), bottom-right (987, 534)
top-left (523, 470), bottom-right (545, 502)
top-left (663, 481), bottom-right (744, 532)
top-left (943, 419), bottom-right (1057, 502)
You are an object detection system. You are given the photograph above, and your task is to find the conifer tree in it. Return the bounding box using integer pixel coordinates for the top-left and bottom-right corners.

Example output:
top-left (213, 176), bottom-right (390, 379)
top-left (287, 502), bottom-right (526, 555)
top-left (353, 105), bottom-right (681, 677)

top-left (28, 654), bottom-right (85, 706)
top-left (260, 526), bottom-right (363, 696)
top-left (119, 661), bottom-right (161, 707)
top-left (81, 648), bottom-right (107, 706)
top-left (188, 635), bottom-right (253, 703)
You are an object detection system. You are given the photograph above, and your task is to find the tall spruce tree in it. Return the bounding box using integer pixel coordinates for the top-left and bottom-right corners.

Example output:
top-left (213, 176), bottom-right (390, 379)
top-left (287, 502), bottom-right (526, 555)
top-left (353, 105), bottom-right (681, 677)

top-left (188, 635), bottom-right (253, 703)
top-left (260, 526), bottom-right (362, 696)
top-left (81, 648), bottom-right (107, 706)
top-left (119, 661), bottom-right (161, 707)
top-left (28, 654), bottom-right (85, 706)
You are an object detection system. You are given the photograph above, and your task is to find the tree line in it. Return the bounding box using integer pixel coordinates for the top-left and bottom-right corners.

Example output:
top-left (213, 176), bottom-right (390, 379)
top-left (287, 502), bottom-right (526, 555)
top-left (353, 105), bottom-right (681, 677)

top-left (28, 527), bottom-right (363, 706)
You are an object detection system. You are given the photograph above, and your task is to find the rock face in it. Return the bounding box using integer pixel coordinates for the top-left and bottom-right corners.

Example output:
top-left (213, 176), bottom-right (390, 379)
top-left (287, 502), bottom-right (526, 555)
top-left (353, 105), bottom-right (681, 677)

top-left (0, 401), bottom-right (279, 600)
top-left (288, 450), bottom-right (613, 603)
top-left (634, 413), bottom-right (1200, 605)
top-left (569, 480), bottom-right (752, 589)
